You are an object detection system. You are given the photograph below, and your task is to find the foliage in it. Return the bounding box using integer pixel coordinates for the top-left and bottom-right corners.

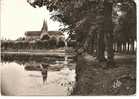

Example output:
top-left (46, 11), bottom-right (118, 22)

top-left (113, 1), bottom-right (136, 42)
top-left (27, 0), bottom-right (136, 62)
top-left (27, 0), bottom-right (136, 41)
top-left (48, 36), bottom-right (57, 48)
top-left (1, 38), bottom-right (64, 50)
top-left (16, 37), bottom-right (25, 41)
top-left (27, 0), bottom-right (136, 43)
top-left (58, 37), bottom-right (65, 47)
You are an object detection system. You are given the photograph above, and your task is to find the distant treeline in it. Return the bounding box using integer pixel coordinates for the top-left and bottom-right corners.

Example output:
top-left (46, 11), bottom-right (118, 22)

top-left (1, 53), bottom-right (65, 64)
top-left (1, 38), bottom-right (65, 51)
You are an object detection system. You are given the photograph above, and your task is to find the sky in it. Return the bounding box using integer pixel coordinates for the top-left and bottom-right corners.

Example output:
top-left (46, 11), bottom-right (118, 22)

top-left (1, 0), bottom-right (61, 40)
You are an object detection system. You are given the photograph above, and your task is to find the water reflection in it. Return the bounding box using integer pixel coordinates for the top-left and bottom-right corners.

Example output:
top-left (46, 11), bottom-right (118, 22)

top-left (40, 64), bottom-right (48, 84)
top-left (1, 54), bottom-right (76, 96)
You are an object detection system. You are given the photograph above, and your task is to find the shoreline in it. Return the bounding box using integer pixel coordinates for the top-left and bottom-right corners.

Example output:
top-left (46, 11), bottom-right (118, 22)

top-left (1, 50), bottom-right (74, 58)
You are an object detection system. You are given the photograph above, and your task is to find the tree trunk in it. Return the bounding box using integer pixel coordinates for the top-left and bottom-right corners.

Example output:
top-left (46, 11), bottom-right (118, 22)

top-left (87, 39), bottom-right (94, 54)
top-left (127, 42), bottom-right (130, 54)
top-left (123, 42), bottom-right (126, 53)
top-left (115, 42), bottom-right (118, 52)
top-left (104, 1), bottom-right (114, 64)
top-left (113, 43), bottom-right (116, 52)
top-left (131, 40), bottom-right (135, 54)
top-left (82, 30), bottom-right (94, 54)
top-left (117, 41), bottom-right (122, 53)
top-left (96, 1), bottom-right (106, 62)
top-left (107, 33), bottom-right (114, 63)
top-left (96, 32), bottom-right (105, 61)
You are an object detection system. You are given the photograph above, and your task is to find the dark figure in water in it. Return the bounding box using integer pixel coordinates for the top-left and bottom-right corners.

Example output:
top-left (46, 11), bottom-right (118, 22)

top-left (40, 63), bottom-right (49, 84)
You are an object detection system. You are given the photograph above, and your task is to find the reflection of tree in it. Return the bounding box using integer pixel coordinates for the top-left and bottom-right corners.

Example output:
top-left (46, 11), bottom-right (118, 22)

top-left (40, 64), bottom-right (49, 84)
top-left (24, 63), bottom-right (49, 84)
top-left (1, 54), bottom-right (65, 65)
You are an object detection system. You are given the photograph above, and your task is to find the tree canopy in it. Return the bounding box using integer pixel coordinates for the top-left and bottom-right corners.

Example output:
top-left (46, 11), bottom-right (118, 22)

top-left (27, 0), bottom-right (136, 62)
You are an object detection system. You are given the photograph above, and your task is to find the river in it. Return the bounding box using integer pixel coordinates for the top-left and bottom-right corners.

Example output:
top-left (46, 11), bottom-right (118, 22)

top-left (1, 54), bottom-right (76, 96)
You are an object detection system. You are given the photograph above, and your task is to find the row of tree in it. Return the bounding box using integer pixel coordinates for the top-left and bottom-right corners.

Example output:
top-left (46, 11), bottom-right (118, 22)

top-left (67, 33), bottom-right (136, 54)
top-left (1, 37), bottom-right (65, 50)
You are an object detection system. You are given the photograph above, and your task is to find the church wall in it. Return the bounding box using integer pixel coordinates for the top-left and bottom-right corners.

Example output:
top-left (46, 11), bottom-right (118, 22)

top-left (26, 35), bottom-right (40, 41)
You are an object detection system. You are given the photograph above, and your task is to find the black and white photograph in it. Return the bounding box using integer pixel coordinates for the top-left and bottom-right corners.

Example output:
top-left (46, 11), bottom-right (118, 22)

top-left (0, 0), bottom-right (137, 96)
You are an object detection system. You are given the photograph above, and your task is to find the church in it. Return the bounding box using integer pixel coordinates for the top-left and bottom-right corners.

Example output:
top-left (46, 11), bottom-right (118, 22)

top-left (25, 20), bottom-right (64, 41)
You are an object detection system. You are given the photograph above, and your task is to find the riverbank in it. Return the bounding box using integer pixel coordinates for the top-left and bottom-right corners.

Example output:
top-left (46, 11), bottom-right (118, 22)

top-left (1, 48), bottom-right (75, 57)
top-left (1, 48), bottom-right (65, 53)
top-left (72, 53), bottom-right (136, 95)
top-left (1, 49), bottom-right (75, 68)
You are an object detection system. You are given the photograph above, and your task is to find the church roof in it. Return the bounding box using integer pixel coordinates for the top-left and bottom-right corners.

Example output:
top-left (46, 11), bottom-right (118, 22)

top-left (47, 31), bottom-right (64, 36)
top-left (41, 20), bottom-right (48, 32)
top-left (25, 31), bottom-right (41, 36)
top-left (25, 19), bottom-right (64, 38)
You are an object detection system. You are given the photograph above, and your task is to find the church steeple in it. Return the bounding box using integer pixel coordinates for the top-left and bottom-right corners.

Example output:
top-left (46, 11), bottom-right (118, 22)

top-left (41, 19), bottom-right (48, 33)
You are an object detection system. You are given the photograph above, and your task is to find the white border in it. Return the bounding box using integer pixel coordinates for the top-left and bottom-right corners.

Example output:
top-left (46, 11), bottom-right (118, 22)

top-left (0, 0), bottom-right (139, 99)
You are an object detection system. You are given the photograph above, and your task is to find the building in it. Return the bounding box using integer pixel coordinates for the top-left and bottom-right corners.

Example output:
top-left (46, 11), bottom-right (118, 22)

top-left (25, 20), bottom-right (64, 41)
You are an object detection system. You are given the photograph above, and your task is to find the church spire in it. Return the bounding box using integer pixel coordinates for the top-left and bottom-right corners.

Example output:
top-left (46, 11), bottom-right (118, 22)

top-left (41, 19), bottom-right (48, 33)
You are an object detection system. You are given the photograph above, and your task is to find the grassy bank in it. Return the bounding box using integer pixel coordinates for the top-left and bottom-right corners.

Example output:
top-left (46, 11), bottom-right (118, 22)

top-left (72, 53), bottom-right (136, 95)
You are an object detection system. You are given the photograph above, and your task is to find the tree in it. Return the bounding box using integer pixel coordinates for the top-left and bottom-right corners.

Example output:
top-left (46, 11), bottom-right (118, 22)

top-left (113, 1), bottom-right (136, 54)
top-left (42, 40), bottom-right (49, 49)
top-left (58, 37), bottom-right (65, 47)
top-left (40, 34), bottom-right (50, 40)
top-left (27, 0), bottom-right (135, 62)
top-left (16, 37), bottom-right (25, 41)
top-left (35, 40), bottom-right (43, 49)
top-left (48, 36), bottom-right (57, 48)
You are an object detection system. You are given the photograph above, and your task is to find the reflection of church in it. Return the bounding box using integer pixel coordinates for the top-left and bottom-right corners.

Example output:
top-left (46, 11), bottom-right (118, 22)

top-left (25, 20), bottom-right (64, 41)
